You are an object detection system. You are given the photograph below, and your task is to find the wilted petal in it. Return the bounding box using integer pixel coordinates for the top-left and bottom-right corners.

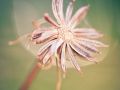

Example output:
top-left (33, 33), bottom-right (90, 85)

top-left (37, 39), bottom-right (57, 55)
top-left (42, 39), bottom-right (64, 64)
top-left (51, 39), bottom-right (64, 53)
top-left (72, 28), bottom-right (98, 33)
top-left (34, 30), bottom-right (58, 44)
top-left (75, 39), bottom-right (100, 53)
top-left (52, 0), bottom-right (61, 23)
top-left (44, 13), bottom-right (59, 27)
top-left (76, 37), bottom-right (108, 47)
top-left (38, 30), bottom-right (57, 40)
top-left (65, 0), bottom-right (74, 23)
top-left (37, 47), bottom-right (49, 61)
top-left (70, 40), bottom-right (97, 63)
top-left (69, 5), bottom-right (89, 28)
top-left (58, 0), bottom-right (64, 23)
top-left (41, 30), bottom-right (57, 38)
top-left (67, 43), bottom-right (81, 71)
top-left (73, 28), bottom-right (103, 39)
top-left (52, 0), bottom-right (64, 24)
top-left (38, 39), bottom-right (64, 64)
top-left (43, 51), bottom-right (52, 64)
top-left (32, 28), bottom-right (54, 39)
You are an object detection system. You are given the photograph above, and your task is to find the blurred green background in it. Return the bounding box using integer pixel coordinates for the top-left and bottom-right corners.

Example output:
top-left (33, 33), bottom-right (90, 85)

top-left (0, 0), bottom-right (120, 90)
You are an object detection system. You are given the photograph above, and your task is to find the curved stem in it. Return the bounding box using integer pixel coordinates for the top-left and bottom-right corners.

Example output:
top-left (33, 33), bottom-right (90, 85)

top-left (20, 63), bottom-right (42, 90)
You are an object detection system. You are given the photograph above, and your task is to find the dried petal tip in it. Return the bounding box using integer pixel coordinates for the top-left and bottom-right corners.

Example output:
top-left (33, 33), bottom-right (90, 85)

top-left (44, 13), bottom-right (59, 27)
top-left (44, 13), bottom-right (50, 22)
top-left (44, 13), bottom-right (49, 18)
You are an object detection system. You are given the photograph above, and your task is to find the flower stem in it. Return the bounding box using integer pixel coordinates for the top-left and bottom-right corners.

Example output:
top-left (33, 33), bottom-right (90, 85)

top-left (20, 63), bottom-right (42, 90)
top-left (56, 58), bottom-right (62, 90)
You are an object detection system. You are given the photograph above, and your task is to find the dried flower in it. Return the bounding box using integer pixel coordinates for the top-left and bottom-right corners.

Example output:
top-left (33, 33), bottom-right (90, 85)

top-left (10, 0), bottom-right (108, 90)
top-left (31, 0), bottom-right (108, 72)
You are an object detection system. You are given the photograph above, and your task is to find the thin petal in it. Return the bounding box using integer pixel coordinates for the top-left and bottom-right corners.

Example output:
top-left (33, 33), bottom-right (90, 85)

top-left (75, 39), bottom-right (100, 53)
top-left (33, 30), bottom-right (58, 44)
top-left (76, 37), bottom-right (108, 47)
top-left (32, 28), bottom-right (54, 39)
top-left (38, 39), bottom-right (63, 64)
top-left (67, 43), bottom-right (81, 71)
top-left (51, 39), bottom-right (64, 53)
top-left (59, 0), bottom-right (64, 23)
top-left (38, 30), bottom-right (57, 40)
top-left (37, 39), bottom-right (57, 55)
top-left (43, 51), bottom-right (52, 64)
top-left (73, 28), bottom-right (103, 39)
top-left (36, 34), bottom-right (58, 44)
top-left (72, 28), bottom-right (98, 33)
top-left (69, 5), bottom-right (89, 28)
top-left (44, 13), bottom-right (59, 27)
top-left (42, 39), bottom-right (64, 64)
top-left (70, 40), bottom-right (97, 63)
top-left (52, 0), bottom-right (64, 24)
top-left (65, 0), bottom-right (74, 23)
top-left (52, 0), bottom-right (61, 23)
top-left (37, 47), bottom-right (49, 61)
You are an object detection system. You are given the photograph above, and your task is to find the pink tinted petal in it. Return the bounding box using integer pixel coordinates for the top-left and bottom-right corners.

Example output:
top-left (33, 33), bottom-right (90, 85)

top-left (51, 39), bottom-right (64, 53)
top-left (76, 37), bottom-right (108, 47)
top-left (72, 28), bottom-right (98, 33)
top-left (44, 13), bottom-right (59, 27)
top-left (52, 0), bottom-right (61, 24)
top-left (69, 5), bottom-right (89, 28)
top-left (75, 33), bottom-right (103, 39)
top-left (65, 1), bottom-right (74, 23)
top-left (52, 0), bottom-right (63, 24)
top-left (42, 39), bottom-right (63, 64)
top-left (43, 51), bottom-right (52, 64)
top-left (37, 47), bottom-right (49, 61)
top-left (35, 30), bottom-right (58, 43)
top-left (73, 28), bottom-right (103, 39)
top-left (60, 43), bottom-right (66, 72)
top-left (59, 0), bottom-right (65, 23)
top-left (70, 41), bottom-right (97, 63)
top-left (40, 30), bottom-right (57, 40)
top-left (67, 43), bottom-right (81, 71)
top-left (32, 28), bottom-right (54, 40)
top-left (37, 39), bottom-right (57, 55)
top-left (75, 39), bottom-right (99, 53)
top-left (35, 34), bottom-right (58, 44)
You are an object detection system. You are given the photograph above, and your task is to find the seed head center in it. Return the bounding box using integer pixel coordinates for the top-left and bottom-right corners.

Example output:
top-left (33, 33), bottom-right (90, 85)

top-left (58, 26), bottom-right (73, 41)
